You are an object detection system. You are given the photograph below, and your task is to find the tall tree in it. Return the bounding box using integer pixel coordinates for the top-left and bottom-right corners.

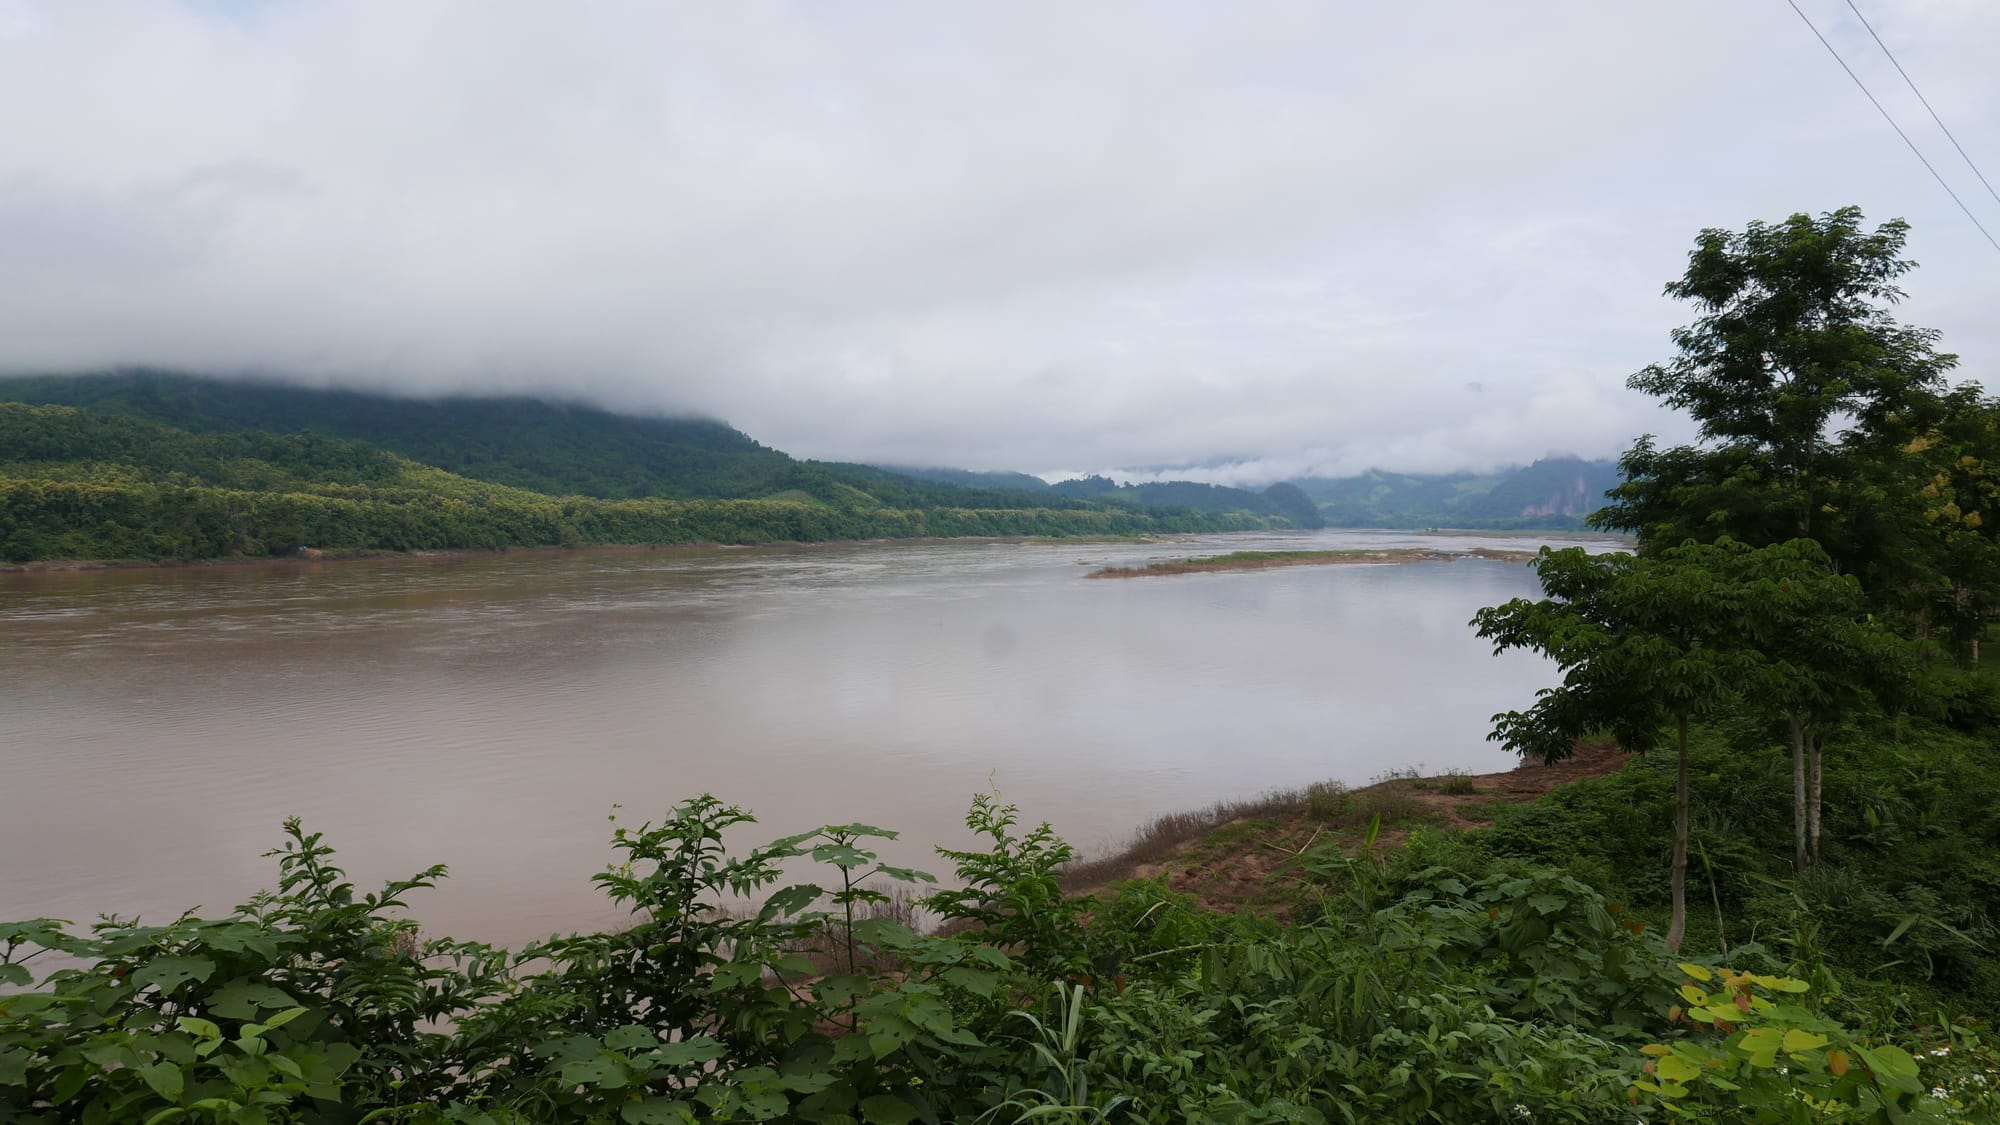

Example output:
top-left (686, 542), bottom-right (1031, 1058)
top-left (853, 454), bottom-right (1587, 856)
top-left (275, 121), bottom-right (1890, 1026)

top-left (1727, 539), bottom-right (1914, 869)
top-left (1596, 206), bottom-right (1956, 560)
top-left (1473, 542), bottom-right (1776, 951)
top-left (1835, 384), bottom-right (2000, 659)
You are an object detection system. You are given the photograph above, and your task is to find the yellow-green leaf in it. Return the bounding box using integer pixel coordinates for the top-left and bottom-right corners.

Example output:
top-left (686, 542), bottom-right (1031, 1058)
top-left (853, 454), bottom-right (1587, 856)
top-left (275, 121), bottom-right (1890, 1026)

top-left (1782, 1028), bottom-right (1829, 1054)
top-left (1657, 1055), bottom-right (1701, 1083)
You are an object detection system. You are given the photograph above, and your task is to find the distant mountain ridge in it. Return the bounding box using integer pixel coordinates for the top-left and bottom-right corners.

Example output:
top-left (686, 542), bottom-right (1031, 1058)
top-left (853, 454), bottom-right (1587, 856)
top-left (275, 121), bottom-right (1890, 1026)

top-left (1290, 456), bottom-right (1620, 530)
top-left (887, 458), bottom-right (1623, 531)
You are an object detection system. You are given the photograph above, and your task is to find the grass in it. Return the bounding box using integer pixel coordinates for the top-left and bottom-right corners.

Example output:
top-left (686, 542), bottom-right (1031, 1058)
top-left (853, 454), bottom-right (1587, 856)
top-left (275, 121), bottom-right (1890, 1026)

top-left (1060, 788), bottom-right (1311, 888)
top-left (1061, 770), bottom-right (1457, 892)
top-left (1437, 769), bottom-right (1479, 795)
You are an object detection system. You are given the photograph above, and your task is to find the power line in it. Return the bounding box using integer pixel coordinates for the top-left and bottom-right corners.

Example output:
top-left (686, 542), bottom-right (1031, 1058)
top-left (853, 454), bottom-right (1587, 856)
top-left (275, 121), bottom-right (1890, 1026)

top-left (1781, 0), bottom-right (2000, 254)
top-left (1843, 0), bottom-right (2000, 208)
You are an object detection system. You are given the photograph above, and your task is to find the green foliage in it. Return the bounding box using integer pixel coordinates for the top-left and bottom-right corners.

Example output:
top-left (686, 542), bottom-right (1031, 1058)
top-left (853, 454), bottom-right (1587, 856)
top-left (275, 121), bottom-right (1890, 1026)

top-left (925, 795), bottom-right (1088, 981)
top-left (1633, 965), bottom-right (1953, 1122)
top-left (5, 782), bottom-right (1988, 1124)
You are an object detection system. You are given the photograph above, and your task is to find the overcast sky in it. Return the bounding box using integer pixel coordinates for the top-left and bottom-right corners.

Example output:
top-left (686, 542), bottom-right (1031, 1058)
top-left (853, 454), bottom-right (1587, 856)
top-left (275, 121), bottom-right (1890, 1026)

top-left (2, 1), bottom-right (1996, 482)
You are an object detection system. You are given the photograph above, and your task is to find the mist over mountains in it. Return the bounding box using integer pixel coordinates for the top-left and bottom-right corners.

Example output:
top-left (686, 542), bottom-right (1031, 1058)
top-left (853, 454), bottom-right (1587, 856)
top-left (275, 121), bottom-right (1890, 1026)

top-left (2, 373), bottom-right (1620, 544)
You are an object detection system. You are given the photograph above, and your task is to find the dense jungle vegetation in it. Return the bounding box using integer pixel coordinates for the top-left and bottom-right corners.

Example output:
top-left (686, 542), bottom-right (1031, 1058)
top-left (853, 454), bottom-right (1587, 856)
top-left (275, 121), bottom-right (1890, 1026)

top-left (0, 398), bottom-right (1293, 564)
top-left (5, 206), bottom-right (2000, 1123)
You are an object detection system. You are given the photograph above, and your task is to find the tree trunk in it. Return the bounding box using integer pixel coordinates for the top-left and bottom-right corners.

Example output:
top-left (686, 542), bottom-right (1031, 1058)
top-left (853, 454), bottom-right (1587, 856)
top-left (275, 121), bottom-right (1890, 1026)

top-left (1667, 712), bottom-right (1690, 953)
top-left (1789, 709), bottom-right (1809, 871)
top-left (1808, 736), bottom-right (1824, 866)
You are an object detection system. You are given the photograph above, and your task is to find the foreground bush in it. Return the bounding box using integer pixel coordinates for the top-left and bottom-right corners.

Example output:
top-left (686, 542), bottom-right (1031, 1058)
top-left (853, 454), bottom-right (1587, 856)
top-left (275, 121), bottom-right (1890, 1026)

top-left (4, 791), bottom-right (1990, 1124)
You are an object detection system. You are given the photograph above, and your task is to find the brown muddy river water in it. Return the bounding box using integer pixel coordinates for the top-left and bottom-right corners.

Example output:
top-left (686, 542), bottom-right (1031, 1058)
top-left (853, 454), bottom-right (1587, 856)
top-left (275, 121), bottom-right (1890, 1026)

top-left (0, 530), bottom-right (1613, 945)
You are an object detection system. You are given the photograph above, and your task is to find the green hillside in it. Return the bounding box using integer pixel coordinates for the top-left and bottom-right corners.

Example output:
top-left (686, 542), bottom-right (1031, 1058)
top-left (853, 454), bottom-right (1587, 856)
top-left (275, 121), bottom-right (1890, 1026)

top-left (1048, 476), bottom-right (1325, 528)
top-left (873, 465), bottom-right (1055, 493)
top-left (0, 371), bottom-right (1098, 514)
top-left (0, 371), bottom-right (817, 501)
top-left (0, 396), bottom-right (1300, 563)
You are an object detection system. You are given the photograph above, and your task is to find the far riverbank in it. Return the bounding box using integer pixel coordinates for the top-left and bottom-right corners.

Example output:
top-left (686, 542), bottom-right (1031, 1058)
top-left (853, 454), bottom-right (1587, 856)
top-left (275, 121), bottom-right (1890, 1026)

top-left (1085, 545), bottom-right (1542, 578)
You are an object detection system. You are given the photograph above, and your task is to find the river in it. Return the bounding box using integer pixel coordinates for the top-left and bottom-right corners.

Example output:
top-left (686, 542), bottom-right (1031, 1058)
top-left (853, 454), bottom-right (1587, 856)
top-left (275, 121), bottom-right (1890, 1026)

top-left (0, 529), bottom-right (1613, 944)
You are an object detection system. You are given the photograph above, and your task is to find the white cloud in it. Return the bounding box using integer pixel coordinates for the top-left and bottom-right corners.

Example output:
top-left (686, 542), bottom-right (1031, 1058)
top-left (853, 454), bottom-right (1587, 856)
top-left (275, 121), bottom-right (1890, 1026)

top-left (0, 0), bottom-right (1993, 477)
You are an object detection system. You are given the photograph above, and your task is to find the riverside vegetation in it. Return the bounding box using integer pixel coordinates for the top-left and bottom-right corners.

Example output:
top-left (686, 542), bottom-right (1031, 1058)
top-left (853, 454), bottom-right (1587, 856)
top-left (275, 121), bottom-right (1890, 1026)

top-left (6, 205), bottom-right (2000, 1123)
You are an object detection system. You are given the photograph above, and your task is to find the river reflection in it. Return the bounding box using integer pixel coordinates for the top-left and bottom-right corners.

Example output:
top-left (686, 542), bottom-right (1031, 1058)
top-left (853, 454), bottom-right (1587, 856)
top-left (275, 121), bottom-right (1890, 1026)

top-left (0, 530), bottom-right (1615, 944)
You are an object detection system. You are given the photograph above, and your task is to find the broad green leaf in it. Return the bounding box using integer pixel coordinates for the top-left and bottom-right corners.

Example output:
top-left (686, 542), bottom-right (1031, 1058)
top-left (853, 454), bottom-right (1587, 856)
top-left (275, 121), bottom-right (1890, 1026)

top-left (621, 1098), bottom-right (695, 1124)
top-left (0, 1047), bottom-right (28, 1085)
top-left (258, 1007), bottom-right (308, 1033)
top-left (602, 1025), bottom-right (659, 1052)
top-left (535, 1035), bottom-right (601, 1063)
top-left (811, 844), bottom-right (872, 869)
top-left (1858, 1044), bottom-right (1922, 1093)
top-left (140, 1061), bottom-right (185, 1100)
top-left (850, 917), bottom-right (917, 948)
top-left (815, 974), bottom-right (871, 1006)
top-left (735, 1087), bottom-right (789, 1121)
top-left (52, 1064), bottom-right (88, 1104)
top-left (654, 1038), bottom-right (728, 1067)
top-left (871, 864), bottom-right (936, 885)
top-left (82, 1041), bottom-right (138, 1070)
top-left (899, 994), bottom-right (955, 1037)
top-left (1781, 1028), bottom-right (1829, 1054)
top-left (132, 957), bottom-right (215, 993)
top-left (858, 1093), bottom-right (919, 1124)
top-left (1656, 1055), bottom-right (1700, 1083)
top-left (1678, 963), bottom-right (1713, 982)
top-left (774, 953), bottom-right (819, 977)
top-left (559, 1054), bottom-right (630, 1089)
top-left (1738, 1028), bottom-right (1782, 1069)
top-left (942, 967), bottom-right (1000, 997)
top-left (0, 963), bottom-right (29, 987)
top-left (265, 1054), bottom-right (303, 1081)
top-left (206, 982), bottom-right (297, 1021)
top-left (759, 885), bottom-right (823, 919)
top-left (711, 960), bottom-right (764, 989)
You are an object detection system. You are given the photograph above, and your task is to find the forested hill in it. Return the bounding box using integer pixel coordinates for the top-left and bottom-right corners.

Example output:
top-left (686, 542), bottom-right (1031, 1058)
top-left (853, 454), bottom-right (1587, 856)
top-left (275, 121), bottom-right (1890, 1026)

top-left (0, 371), bottom-right (861, 503)
top-left (873, 465), bottom-right (1055, 493)
top-left (1047, 476), bottom-right (1327, 529)
top-left (1292, 455), bottom-right (1621, 529)
top-left (0, 382), bottom-right (1310, 563)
